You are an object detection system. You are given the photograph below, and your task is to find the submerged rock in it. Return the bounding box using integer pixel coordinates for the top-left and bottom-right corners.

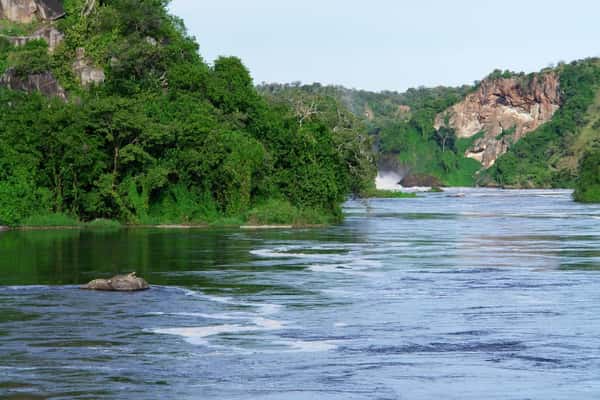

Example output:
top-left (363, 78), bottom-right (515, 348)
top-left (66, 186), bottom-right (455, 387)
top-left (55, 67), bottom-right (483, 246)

top-left (82, 272), bottom-right (149, 291)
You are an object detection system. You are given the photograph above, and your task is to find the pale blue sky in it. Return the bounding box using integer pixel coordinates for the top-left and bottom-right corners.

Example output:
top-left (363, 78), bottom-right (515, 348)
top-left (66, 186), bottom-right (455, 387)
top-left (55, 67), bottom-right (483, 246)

top-left (169, 0), bottom-right (598, 92)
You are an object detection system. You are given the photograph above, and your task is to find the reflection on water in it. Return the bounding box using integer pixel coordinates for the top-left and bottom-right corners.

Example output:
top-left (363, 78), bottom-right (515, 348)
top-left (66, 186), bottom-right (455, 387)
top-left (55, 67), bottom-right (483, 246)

top-left (1, 189), bottom-right (600, 399)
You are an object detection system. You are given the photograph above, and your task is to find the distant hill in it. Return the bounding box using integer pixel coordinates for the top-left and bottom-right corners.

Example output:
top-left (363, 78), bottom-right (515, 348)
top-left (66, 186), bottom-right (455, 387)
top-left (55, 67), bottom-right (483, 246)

top-left (259, 59), bottom-right (600, 190)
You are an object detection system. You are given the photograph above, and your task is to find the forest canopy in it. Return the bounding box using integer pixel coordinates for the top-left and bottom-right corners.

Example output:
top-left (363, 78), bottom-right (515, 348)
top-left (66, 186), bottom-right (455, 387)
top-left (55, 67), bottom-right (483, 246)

top-left (0, 0), bottom-right (375, 226)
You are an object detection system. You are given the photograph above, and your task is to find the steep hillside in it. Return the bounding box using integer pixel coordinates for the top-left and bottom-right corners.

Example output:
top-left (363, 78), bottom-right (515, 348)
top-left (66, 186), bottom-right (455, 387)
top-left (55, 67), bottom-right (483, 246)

top-left (0, 0), bottom-right (375, 226)
top-left (435, 72), bottom-right (560, 168)
top-left (485, 59), bottom-right (600, 188)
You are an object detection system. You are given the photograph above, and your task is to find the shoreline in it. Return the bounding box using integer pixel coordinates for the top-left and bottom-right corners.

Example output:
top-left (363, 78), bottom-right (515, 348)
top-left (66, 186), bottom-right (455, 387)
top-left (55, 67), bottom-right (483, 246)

top-left (1, 223), bottom-right (324, 232)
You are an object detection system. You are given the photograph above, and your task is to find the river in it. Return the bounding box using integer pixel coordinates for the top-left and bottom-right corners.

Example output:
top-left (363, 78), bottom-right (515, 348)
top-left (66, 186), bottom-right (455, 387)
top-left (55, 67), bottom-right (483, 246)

top-left (1, 188), bottom-right (600, 399)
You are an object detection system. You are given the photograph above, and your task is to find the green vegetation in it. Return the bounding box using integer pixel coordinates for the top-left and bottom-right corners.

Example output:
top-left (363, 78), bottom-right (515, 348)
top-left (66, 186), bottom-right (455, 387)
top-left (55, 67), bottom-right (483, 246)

top-left (86, 218), bottom-right (122, 229)
top-left (20, 213), bottom-right (80, 227)
top-left (262, 62), bottom-right (600, 190)
top-left (486, 59), bottom-right (600, 188)
top-left (0, 0), bottom-right (375, 227)
top-left (245, 199), bottom-right (336, 226)
top-left (259, 82), bottom-right (478, 186)
top-left (573, 141), bottom-right (600, 203)
top-left (359, 189), bottom-right (417, 199)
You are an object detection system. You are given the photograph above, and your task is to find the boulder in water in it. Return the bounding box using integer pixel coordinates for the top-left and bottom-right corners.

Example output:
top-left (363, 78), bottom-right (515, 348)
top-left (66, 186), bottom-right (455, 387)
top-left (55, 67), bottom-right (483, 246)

top-left (82, 272), bottom-right (149, 291)
top-left (400, 173), bottom-right (442, 188)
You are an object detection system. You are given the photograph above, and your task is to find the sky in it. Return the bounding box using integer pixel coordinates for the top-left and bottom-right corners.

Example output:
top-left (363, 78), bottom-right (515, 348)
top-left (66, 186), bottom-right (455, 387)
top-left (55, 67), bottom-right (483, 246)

top-left (169, 0), bottom-right (599, 92)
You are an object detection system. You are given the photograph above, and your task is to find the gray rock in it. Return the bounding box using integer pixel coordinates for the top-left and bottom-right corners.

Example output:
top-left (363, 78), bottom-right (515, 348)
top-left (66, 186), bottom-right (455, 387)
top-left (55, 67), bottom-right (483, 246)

top-left (0, 0), bottom-right (64, 23)
top-left (82, 272), bottom-right (150, 292)
top-left (1, 26), bottom-right (64, 52)
top-left (0, 69), bottom-right (67, 100)
top-left (72, 47), bottom-right (105, 87)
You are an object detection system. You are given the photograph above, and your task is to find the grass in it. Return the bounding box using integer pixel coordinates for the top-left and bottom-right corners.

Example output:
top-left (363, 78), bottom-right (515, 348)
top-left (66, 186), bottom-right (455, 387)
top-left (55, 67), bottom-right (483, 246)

top-left (245, 199), bottom-right (338, 226)
top-left (11, 199), bottom-right (343, 229)
top-left (85, 218), bottom-right (122, 229)
top-left (20, 213), bottom-right (80, 227)
top-left (359, 189), bottom-right (418, 199)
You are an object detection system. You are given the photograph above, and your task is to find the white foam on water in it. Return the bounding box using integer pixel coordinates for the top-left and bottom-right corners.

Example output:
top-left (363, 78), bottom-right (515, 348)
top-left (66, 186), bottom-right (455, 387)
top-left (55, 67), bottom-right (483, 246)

top-left (308, 264), bottom-right (340, 273)
top-left (277, 340), bottom-right (338, 352)
top-left (4, 285), bottom-right (52, 291)
top-left (252, 317), bottom-right (285, 330)
top-left (152, 316), bottom-right (285, 346)
top-left (153, 325), bottom-right (251, 345)
top-left (334, 322), bottom-right (348, 328)
top-left (375, 172), bottom-right (404, 191)
top-left (146, 311), bottom-right (251, 320)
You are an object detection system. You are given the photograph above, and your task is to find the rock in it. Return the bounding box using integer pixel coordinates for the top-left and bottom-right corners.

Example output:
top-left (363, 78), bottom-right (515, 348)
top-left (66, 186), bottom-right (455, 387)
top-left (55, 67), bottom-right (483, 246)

top-left (434, 73), bottom-right (561, 168)
top-left (0, 225), bottom-right (9, 231)
top-left (0, 0), bottom-right (64, 23)
top-left (400, 173), bottom-right (442, 188)
top-left (1, 25), bottom-right (64, 52)
top-left (72, 47), bottom-right (105, 87)
top-left (82, 272), bottom-right (149, 291)
top-left (0, 68), bottom-right (66, 99)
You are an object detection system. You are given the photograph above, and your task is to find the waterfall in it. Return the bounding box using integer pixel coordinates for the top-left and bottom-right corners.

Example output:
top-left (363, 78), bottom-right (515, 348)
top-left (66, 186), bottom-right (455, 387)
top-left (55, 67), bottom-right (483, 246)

top-left (375, 171), bottom-right (404, 191)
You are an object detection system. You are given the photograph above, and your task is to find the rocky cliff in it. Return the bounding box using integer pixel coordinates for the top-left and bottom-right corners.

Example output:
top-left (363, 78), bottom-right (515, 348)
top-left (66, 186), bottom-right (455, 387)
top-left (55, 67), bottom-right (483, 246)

top-left (0, 0), bottom-right (63, 23)
top-left (434, 73), bottom-right (561, 167)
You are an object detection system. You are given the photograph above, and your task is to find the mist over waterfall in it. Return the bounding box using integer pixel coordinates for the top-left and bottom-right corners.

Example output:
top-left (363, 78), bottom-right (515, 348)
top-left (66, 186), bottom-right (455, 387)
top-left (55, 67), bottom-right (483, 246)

top-left (375, 171), bottom-right (404, 191)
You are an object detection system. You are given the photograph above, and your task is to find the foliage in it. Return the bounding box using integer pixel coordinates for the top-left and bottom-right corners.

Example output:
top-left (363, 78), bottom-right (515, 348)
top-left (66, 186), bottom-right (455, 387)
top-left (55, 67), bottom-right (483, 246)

top-left (258, 82), bottom-right (475, 187)
top-left (85, 218), bottom-right (122, 229)
top-left (487, 59), bottom-right (600, 188)
top-left (0, 0), bottom-right (375, 226)
top-left (20, 213), bottom-right (80, 227)
top-left (245, 198), bottom-right (336, 226)
top-left (359, 189), bottom-right (417, 198)
top-left (573, 141), bottom-right (600, 202)
top-left (7, 39), bottom-right (51, 76)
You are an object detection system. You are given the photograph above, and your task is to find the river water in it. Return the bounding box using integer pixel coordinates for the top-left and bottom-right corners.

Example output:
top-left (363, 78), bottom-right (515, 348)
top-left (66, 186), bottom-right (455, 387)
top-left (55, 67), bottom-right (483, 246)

top-left (1, 189), bottom-right (600, 399)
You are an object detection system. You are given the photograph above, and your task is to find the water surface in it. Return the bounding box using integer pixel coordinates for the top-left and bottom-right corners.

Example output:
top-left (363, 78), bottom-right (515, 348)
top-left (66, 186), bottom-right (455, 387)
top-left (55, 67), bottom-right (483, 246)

top-left (1, 189), bottom-right (600, 399)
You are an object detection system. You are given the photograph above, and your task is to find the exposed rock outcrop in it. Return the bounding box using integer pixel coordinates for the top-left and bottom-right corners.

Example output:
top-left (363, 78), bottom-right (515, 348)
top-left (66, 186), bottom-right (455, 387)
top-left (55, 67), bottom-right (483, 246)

top-left (401, 173), bottom-right (442, 188)
top-left (435, 73), bottom-right (561, 167)
top-left (82, 272), bottom-right (150, 292)
top-left (0, 0), bottom-right (64, 23)
top-left (72, 47), bottom-right (105, 86)
top-left (1, 25), bottom-right (64, 52)
top-left (0, 68), bottom-right (66, 99)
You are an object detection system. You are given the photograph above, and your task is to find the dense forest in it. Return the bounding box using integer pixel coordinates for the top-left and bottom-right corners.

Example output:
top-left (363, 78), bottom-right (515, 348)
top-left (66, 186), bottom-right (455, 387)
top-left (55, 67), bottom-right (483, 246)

top-left (0, 0), bottom-right (376, 226)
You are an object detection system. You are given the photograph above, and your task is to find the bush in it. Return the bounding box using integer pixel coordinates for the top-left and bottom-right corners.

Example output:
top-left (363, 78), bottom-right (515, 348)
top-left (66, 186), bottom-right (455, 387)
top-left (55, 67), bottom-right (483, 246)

top-left (20, 213), bottom-right (79, 227)
top-left (574, 142), bottom-right (600, 203)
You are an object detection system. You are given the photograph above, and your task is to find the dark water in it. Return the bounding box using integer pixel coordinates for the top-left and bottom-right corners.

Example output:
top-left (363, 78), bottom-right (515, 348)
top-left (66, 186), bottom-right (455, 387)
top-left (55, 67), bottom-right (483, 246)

top-left (1, 189), bottom-right (600, 399)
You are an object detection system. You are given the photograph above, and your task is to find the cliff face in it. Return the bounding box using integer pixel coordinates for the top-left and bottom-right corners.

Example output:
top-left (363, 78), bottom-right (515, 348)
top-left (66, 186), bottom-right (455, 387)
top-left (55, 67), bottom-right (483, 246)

top-left (434, 73), bottom-right (561, 168)
top-left (0, 69), bottom-right (66, 99)
top-left (0, 0), bottom-right (64, 23)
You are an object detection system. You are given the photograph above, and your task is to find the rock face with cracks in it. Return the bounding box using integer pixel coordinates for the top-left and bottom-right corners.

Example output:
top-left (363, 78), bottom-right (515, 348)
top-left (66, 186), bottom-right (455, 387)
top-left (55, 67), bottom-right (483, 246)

top-left (82, 272), bottom-right (150, 292)
top-left (0, 0), bottom-right (64, 23)
top-left (434, 73), bottom-right (561, 168)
